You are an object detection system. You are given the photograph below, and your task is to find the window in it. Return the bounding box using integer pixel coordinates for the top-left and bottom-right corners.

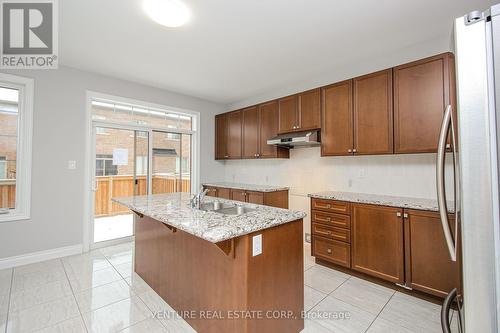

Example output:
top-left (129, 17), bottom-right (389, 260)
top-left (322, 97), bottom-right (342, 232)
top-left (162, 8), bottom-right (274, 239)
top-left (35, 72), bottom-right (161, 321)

top-left (0, 74), bottom-right (34, 221)
top-left (95, 155), bottom-right (118, 176)
top-left (135, 156), bottom-right (148, 176)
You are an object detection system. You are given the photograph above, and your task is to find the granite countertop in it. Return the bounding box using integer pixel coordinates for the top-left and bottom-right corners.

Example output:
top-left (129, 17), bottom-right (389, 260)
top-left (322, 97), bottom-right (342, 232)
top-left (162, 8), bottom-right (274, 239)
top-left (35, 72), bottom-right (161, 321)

top-left (112, 193), bottom-right (306, 243)
top-left (308, 191), bottom-right (455, 212)
top-left (202, 182), bottom-right (289, 193)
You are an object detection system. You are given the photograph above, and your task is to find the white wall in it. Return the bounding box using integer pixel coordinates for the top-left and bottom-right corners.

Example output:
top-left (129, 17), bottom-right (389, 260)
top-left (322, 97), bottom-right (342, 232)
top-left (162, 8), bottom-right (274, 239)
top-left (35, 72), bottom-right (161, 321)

top-left (0, 66), bottom-right (225, 259)
top-left (223, 148), bottom-right (454, 237)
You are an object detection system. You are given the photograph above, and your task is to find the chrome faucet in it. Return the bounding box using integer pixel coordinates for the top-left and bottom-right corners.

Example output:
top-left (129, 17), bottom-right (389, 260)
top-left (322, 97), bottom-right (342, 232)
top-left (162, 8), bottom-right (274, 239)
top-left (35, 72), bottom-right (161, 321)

top-left (190, 188), bottom-right (209, 209)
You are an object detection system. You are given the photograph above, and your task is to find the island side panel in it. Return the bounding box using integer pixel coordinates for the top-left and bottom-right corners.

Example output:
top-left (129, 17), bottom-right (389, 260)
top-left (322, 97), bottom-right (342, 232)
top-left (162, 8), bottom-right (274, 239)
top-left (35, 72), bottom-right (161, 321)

top-left (134, 214), bottom-right (249, 333)
top-left (246, 218), bottom-right (304, 333)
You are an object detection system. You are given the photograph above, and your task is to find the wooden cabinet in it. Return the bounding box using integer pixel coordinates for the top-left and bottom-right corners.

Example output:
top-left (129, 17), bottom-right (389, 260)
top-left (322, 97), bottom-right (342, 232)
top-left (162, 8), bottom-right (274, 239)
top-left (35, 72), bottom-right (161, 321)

top-left (259, 101), bottom-right (289, 159)
top-left (404, 209), bottom-right (460, 297)
top-left (204, 186), bottom-right (231, 199)
top-left (351, 203), bottom-right (404, 284)
top-left (321, 80), bottom-right (354, 156)
top-left (203, 186), bottom-right (288, 209)
top-left (311, 198), bottom-right (351, 268)
top-left (394, 53), bottom-right (456, 153)
top-left (215, 114), bottom-right (228, 160)
top-left (227, 111), bottom-right (242, 159)
top-left (278, 95), bottom-right (298, 133)
top-left (353, 69), bottom-right (394, 155)
top-left (242, 106), bottom-right (260, 159)
top-left (299, 89), bottom-right (321, 131)
top-left (279, 89), bottom-right (320, 133)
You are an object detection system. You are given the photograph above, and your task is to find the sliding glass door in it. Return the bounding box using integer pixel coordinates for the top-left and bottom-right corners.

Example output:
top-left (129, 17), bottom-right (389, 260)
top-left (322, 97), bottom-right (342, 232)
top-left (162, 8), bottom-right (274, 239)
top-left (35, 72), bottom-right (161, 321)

top-left (93, 126), bottom-right (148, 243)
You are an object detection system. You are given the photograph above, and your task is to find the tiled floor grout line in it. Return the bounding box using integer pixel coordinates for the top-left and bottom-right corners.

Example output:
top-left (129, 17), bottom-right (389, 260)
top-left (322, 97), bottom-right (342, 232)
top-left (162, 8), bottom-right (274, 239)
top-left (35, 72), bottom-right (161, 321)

top-left (61, 258), bottom-right (90, 333)
top-left (362, 291), bottom-right (397, 333)
top-left (4, 269), bottom-right (14, 333)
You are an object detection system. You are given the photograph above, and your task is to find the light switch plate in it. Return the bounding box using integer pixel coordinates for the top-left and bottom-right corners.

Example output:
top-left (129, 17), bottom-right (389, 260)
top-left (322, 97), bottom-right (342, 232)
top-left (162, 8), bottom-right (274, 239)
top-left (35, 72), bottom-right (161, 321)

top-left (252, 234), bottom-right (262, 256)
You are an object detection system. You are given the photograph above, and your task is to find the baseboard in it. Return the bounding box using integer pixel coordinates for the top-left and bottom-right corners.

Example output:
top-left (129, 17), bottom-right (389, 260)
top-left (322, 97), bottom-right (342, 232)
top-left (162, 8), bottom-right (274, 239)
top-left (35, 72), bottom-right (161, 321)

top-left (0, 244), bottom-right (83, 270)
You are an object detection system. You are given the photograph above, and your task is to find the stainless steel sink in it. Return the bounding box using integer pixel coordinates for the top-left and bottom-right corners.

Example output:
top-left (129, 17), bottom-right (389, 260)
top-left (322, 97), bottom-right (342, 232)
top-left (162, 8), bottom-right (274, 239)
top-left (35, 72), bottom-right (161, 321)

top-left (199, 201), bottom-right (233, 211)
top-left (198, 202), bottom-right (255, 215)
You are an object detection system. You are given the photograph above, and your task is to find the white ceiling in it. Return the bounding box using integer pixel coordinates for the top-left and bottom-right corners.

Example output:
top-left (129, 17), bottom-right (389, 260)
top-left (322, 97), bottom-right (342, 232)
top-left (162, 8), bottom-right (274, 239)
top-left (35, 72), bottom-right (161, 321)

top-left (60, 0), bottom-right (495, 105)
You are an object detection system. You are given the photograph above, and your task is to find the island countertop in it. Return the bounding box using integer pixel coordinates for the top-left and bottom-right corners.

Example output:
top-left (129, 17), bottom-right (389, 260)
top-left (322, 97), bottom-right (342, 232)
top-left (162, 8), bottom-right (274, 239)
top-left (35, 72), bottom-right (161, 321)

top-left (112, 193), bottom-right (306, 243)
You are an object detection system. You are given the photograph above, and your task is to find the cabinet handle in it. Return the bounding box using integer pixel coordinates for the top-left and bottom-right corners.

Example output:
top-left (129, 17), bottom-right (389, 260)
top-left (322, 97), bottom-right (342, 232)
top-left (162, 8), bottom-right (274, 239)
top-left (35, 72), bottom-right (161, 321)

top-left (316, 216), bottom-right (331, 222)
top-left (327, 248), bottom-right (332, 254)
top-left (396, 212), bottom-right (402, 217)
top-left (403, 213), bottom-right (408, 218)
top-left (353, 149), bottom-right (357, 153)
top-left (348, 149), bottom-right (352, 153)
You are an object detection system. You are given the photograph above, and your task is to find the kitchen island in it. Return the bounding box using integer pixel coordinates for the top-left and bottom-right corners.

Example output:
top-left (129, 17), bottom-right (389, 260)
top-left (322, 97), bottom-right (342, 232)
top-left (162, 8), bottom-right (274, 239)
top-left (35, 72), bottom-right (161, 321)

top-left (113, 193), bottom-right (306, 333)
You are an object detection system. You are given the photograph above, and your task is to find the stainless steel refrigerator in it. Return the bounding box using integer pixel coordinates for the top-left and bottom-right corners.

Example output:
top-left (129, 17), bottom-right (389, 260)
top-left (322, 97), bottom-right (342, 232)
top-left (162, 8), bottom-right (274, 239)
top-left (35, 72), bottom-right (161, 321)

top-left (439, 4), bottom-right (500, 332)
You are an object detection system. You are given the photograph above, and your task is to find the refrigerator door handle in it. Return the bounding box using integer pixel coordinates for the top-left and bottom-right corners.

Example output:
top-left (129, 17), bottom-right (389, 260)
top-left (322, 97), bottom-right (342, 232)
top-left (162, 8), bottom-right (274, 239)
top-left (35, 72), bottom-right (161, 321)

top-left (441, 288), bottom-right (457, 333)
top-left (437, 105), bottom-right (457, 262)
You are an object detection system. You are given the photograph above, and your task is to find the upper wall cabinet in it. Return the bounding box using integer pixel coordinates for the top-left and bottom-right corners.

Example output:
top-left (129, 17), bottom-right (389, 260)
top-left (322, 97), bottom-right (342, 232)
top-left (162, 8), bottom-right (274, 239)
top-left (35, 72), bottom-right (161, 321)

top-left (215, 113), bottom-right (228, 159)
top-left (278, 89), bottom-right (320, 133)
top-left (259, 101), bottom-right (289, 158)
top-left (227, 110), bottom-right (242, 159)
top-left (321, 80), bottom-right (353, 156)
top-left (353, 69), bottom-right (394, 155)
top-left (393, 53), bottom-right (456, 153)
top-left (242, 106), bottom-right (260, 159)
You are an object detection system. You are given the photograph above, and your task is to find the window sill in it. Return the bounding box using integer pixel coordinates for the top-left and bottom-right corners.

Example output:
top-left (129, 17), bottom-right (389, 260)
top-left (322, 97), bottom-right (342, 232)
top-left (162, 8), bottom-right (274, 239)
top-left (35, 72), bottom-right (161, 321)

top-left (0, 211), bottom-right (30, 223)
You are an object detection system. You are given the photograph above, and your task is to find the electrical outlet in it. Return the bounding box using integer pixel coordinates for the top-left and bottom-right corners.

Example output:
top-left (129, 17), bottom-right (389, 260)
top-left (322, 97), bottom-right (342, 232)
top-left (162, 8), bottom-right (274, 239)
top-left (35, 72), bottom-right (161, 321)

top-left (68, 160), bottom-right (77, 170)
top-left (252, 234), bottom-right (262, 256)
top-left (348, 179), bottom-right (353, 188)
top-left (305, 233), bottom-right (311, 243)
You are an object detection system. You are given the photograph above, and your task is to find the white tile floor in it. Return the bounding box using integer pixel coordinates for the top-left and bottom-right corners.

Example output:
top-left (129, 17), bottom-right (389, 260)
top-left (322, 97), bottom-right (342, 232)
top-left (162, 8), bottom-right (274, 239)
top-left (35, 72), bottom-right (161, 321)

top-left (0, 242), bottom-right (447, 333)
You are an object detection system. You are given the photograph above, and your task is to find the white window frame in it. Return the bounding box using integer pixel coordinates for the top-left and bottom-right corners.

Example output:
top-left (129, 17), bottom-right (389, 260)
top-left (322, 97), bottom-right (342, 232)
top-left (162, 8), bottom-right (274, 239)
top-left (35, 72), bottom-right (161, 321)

top-left (0, 73), bottom-right (34, 223)
top-left (83, 91), bottom-right (200, 251)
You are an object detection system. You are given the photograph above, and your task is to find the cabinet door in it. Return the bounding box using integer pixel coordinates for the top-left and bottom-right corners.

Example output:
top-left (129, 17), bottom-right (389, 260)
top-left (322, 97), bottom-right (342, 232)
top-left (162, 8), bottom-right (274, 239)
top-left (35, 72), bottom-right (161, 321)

top-left (242, 106), bottom-right (260, 159)
top-left (215, 114), bottom-right (228, 159)
top-left (217, 188), bottom-right (231, 200)
top-left (394, 53), bottom-right (455, 153)
top-left (278, 95), bottom-right (299, 133)
top-left (404, 209), bottom-right (460, 297)
top-left (321, 80), bottom-right (354, 156)
top-left (298, 88), bottom-right (321, 131)
top-left (227, 111), bottom-right (242, 159)
top-left (259, 101), bottom-right (283, 158)
top-left (246, 191), bottom-right (264, 205)
top-left (353, 69), bottom-right (394, 154)
top-left (231, 189), bottom-right (246, 203)
top-left (352, 204), bottom-right (404, 283)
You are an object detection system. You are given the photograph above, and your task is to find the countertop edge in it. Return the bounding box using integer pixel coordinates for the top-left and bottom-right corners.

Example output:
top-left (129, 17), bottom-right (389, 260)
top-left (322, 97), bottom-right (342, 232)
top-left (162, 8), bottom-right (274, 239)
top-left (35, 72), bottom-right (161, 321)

top-left (202, 182), bottom-right (289, 193)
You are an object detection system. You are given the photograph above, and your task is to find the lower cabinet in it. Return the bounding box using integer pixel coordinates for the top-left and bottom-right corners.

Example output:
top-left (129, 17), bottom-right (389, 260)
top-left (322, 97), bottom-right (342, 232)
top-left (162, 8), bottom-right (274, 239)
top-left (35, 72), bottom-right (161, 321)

top-left (351, 204), bottom-right (405, 284)
top-left (203, 186), bottom-right (288, 209)
top-left (310, 198), bottom-right (459, 298)
top-left (404, 209), bottom-right (460, 298)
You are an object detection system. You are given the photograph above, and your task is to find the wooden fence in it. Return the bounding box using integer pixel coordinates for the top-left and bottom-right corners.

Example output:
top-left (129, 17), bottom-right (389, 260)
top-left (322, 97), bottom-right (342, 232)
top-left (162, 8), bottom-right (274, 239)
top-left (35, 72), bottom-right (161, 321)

top-left (0, 180), bottom-right (15, 209)
top-left (95, 175), bottom-right (190, 217)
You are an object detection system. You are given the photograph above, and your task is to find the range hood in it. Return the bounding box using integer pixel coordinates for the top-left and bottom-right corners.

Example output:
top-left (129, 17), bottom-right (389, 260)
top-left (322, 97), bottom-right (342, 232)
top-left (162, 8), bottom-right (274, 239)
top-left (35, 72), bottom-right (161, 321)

top-left (267, 130), bottom-right (320, 148)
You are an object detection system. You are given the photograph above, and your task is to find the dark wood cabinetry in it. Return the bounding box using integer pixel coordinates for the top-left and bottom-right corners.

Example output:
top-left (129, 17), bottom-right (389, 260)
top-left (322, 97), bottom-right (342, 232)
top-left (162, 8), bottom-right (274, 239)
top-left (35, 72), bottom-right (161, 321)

top-left (353, 69), bottom-right (394, 155)
top-left (404, 209), bottom-right (460, 297)
top-left (351, 203), bottom-right (404, 284)
top-left (310, 198), bottom-right (460, 298)
top-left (203, 186), bottom-right (288, 209)
top-left (227, 111), bottom-right (242, 159)
top-left (215, 114), bottom-right (228, 160)
top-left (279, 89), bottom-right (320, 133)
top-left (242, 106), bottom-right (260, 159)
top-left (394, 53), bottom-right (456, 153)
top-left (259, 101), bottom-right (288, 158)
top-left (321, 80), bottom-right (353, 156)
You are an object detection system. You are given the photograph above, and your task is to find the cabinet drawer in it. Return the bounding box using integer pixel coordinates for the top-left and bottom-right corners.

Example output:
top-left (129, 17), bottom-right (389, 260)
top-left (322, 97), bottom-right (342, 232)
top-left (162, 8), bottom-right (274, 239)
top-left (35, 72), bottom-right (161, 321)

top-left (311, 198), bottom-right (350, 214)
top-left (312, 236), bottom-right (351, 268)
top-left (312, 223), bottom-right (351, 243)
top-left (311, 210), bottom-right (351, 229)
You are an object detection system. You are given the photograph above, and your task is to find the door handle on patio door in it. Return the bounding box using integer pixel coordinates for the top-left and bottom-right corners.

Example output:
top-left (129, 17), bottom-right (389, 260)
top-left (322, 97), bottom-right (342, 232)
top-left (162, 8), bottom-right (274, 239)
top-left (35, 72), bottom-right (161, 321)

top-left (436, 105), bottom-right (458, 262)
top-left (92, 179), bottom-right (98, 192)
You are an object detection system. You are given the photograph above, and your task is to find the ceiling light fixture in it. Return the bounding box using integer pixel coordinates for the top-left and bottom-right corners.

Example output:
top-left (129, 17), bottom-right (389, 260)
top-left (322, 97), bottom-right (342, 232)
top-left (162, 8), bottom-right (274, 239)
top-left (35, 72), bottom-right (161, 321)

top-left (143, 0), bottom-right (190, 28)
